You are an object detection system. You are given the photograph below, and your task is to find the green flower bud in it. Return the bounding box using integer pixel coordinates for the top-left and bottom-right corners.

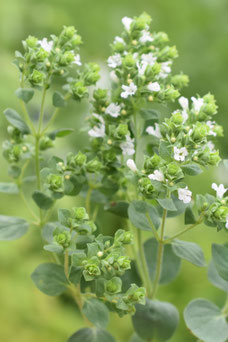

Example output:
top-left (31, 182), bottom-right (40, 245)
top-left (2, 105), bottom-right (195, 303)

top-left (214, 206), bottom-right (228, 221)
top-left (72, 207), bottom-right (88, 221)
top-left (139, 178), bottom-right (155, 196)
top-left (166, 162), bottom-right (181, 176)
top-left (144, 154), bottom-right (161, 171)
top-left (7, 126), bottom-right (22, 142)
top-left (25, 35), bottom-right (38, 48)
top-left (133, 12), bottom-right (151, 31)
top-left (124, 285), bottom-right (146, 305)
top-left (122, 54), bottom-right (136, 69)
top-left (159, 46), bottom-right (178, 60)
top-left (208, 151), bottom-right (221, 166)
top-left (117, 256), bottom-right (131, 270)
top-left (40, 136), bottom-right (54, 150)
top-left (213, 125), bottom-right (224, 137)
top-left (112, 39), bottom-right (125, 53)
top-left (153, 32), bottom-right (169, 45)
top-left (60, 51), bottom-right (75, 66)
top-left (62, 25), bottom-right (76, 39)
top-left (192, 123), bottom-right (209, 141)
top-left (29, 69), bottom-right (45, 86)
top-left (47, 174), bottom-right (64, 192)
top-left (114, 229), bottom-right (133, 245)
top-left (171, 112), bottom-right (184, 125)
top-left (84, 63), bottom-right (100, 85)
top-left (203, 93), bottom-right (217, 115)
top-left (84, 258), bottom-right (101, 280)
top-left (71, 81), bottom-right (88, 100)
top-left (74, 151), bottom-right (87, 166)
top-left (171, 73), bottom-right (189, 89)
top-left (71, 34), bottom-right (82, 46)
top-left (103, 150), bottom-right (116, 163)
top-left (54, 231), bottom-right (71, 248)
top-left (93, 88), bottom-right (108, 103)
top-left (87, 220), bottom-right (97, 233)
top-left (36, 48), bottom-right (49, 62)
top-left (164, 86), bottom-right (180, 102)
top-left (105, 277), bottom-right (122, 294)
top-left (86, 158), bottom-right (102, 173)
top-left (116, 124), bottom-right (129, 139)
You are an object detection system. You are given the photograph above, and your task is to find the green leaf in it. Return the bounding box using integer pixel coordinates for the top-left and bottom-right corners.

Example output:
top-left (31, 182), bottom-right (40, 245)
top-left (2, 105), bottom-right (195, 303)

top-left (53, 91), bottom-right (65, 107)
top-left (171, 240), bottom-right (206, 267)
top-left (159, 141), bottom-right (172, 162)
top-left (132, 299), bottom-right (179, 341)
top-left (184, 206), bottom-right (196, 224)
top-left (129, 334), bottom-right (145, 342)
top-left (144, 238), bottom-right (181, 284)
top-left (166, 195), bottom-right (189, 218)
top-left (208, 260), bottom-right (228, 293)
top-left (128, 201), bottom-right (160, 231)
top-left (212, 244), bottom-right (228, 281)
top-left (64, 175), bottom-right (83, 196)
top-left (139, 108), bottom-right (159, 120)
top-left (44, 243), bottom-right (63, 253)
top-left (32, 191), bottom-right (54, 210)
top-left (42, 222), bottom-right (56, 243)
top-left (104, 201), bottom-right (129, 218)
top-left (0, 215), bottom-right (29, 240)
top-left (0, 182), bottom-right (19, 194)
top-left (157, 198), bottom-right (176, 211)
top-left (49, 128), bottom-right (74, 140)
top-left (184, 299), bottom-right (228, 342)
top-left (15, 88), bottom-right (34, 103)
top-left (31, 263), bottom-right (68, 296)
top-left (181, 163), bottom-right (202, 176)
top-left (3, 108), bottom-right (30, 133)
top-left (69, 266), bottom-right (83, 285)
top-left (82, 299), bottom-right (109, 328)
top-left (67, 327), bottom-right (116, 342)
top-left (8, 165), bottom-right (21, 179)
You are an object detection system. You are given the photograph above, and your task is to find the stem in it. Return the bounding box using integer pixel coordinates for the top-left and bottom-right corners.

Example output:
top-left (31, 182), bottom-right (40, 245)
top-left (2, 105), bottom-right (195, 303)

top-left (38, 86), bottom-right (48, 133)
top-left (86, 186), bottom-right (92, 217)
top-left (146, 212), bottom-right (160, 241)
top-left (64, 250), bottom-right (69, 279)
top-left (164, 219), bottom-right (204, 244)
top-left (20, 73), bottom-right (36, 135)
top-left (151, 209), bottom-right (167, 299)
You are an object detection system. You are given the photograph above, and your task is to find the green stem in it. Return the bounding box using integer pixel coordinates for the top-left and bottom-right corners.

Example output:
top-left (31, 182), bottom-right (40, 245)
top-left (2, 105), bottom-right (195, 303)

top-left (164, 219), bottom-right (203, 244)
top-left (20, 73), bottom-right (36, 135)
top-left (64, 250), bottom-right (69, 279)
top-left (86, 186), bottom-right (93, 217)
top-left (151, 208), bottom-right (167, 299)
top-left (38, 86), bottom-right (48, 134)
top-left (146, 212), bottom-right (160, 241)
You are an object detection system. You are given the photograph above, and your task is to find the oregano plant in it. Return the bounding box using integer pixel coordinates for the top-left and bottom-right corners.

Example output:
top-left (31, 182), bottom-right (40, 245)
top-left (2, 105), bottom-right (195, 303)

top-left (1, 13), bottom-right (228, 342)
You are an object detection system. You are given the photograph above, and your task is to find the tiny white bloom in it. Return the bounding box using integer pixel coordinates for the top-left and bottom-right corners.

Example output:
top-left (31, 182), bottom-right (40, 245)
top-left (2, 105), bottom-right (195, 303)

top-left (211, 183), bottom-right (228, 199)
top-left (122, 16), bottom-right (133, 31)
top-left (92, 113), bottom-right (105, 124)
top-left (179, 96), bottom-right (189, 110)
top-left (147, 82), bottom-right (160, 92)
top-left (191, 97), bottom-right (204, 112)
top-left (88, 114), bottom-right (105, 138)
top-left (206, 141), bottom-right (215, 152)
top-left (146, 123), bottom-right (162, 138)
top-left (110, 71), bottom-right (119, 83)
top-left (107, 54), bottom-right (122, 68)
top-left (121, 82), bottom-right (137, 98)
top-left (206, 121), bottom-right (216, 136)
top-left (38, 38), bottom-right (53, 52)
top-left (139, 30), bottom-right (153, 43)
top-left (141, 53), bottom-right (157, 66)
top-left (120, 135), bottom-right (135, 155)
top-left (178, 186), bottom-right (192, 204)
top-left (174, 146), bottom-right (188, 162)
top-left (137, 61), bottom-right (147, 76)
top-left (127, 159), bottom-right (137, 172)
top-left (226, 217), bottom-right (228, 229)
top-left (114, 36), bottom-right (125, 45)
top-left (105, 103), bottom-right (121, 118)
top-left (158, 61), bottom-right (172, 79)
top-left (72, 54), bottom-right (81, 66)
top-left (148, 170), bottom-right (164, 182)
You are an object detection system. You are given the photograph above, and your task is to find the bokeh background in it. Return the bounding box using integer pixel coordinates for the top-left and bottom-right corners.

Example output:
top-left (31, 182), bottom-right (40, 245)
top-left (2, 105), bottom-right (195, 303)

top-left (0, 0), bottom-right (228, 341)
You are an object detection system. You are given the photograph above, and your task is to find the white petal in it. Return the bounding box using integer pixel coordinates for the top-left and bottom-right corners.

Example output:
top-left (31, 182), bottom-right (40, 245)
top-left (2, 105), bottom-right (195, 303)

top-left (127, 159), bottom-right (137, 172)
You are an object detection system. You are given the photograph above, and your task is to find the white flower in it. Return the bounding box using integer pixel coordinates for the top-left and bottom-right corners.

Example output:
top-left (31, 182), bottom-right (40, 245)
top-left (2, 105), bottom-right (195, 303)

top-left (105, 103), bottom-right (121, 118)
top-left (38, 38), bottom-right (53, 52)
top-left (158, 61), bottom-right (172, 79)
top-left (191, 97), bottom-right (204, 112)
top-left (127, 159), bottom-right (137, 172)
top-left (88, 114), bottom-right (105, 138)
top-left (206, 141), bottom-right (215, 152)
top-left (206, 121), bottom-right (216, 136)
top-left (147, 82), bottom-right (160, 92)
top-left (110, 71), bottom-right (119, 83)
top-left (226, 217), bottom-right (228, 229)
top-left (211, 183), bottom-right (228, 199)
top-left (121, 82), bottom-right (137, 98)
top-left (146, 123), bottom-right (162, 138)
top-left (92, 113), bottom-right (105, 124)
top-left (72, 54), bottom-right (81, 66)
top-left (174, 146), bottom-right (188, 162)
top-left (139, 30), bottom-right (153, 43)
top-left (179, 96), bottom-right (189, 110)
top-left (141, 53), bottom-right (157, 66)
top-left (137, 61), bottom-right (147, 76)
top-left (178, 186), bottom-right (192, 204)
top-left (114, 36), bottom-right (125, 45)
top-left (120, 135), bottom-right (135, 155)
top-left (107, 54), bottom-right (122, 68)
top-left (148, 170), bottom-right (164, 182)
top-left (122, 16), bottom-right (133, 31)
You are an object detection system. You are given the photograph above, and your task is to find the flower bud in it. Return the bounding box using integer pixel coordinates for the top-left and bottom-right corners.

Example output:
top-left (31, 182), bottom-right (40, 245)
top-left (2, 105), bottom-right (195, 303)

top-left (93, 88), bottom-right (108, 103)
top-left (139, 177), bottom-right (155, 196)
top-left (25, 35), bottom-right (38, 48)
top-left (84, 63), bottom-right (100, 85)
top-left (71, 34), bottom-right (82, 46)
top-left (36, 48), bottom-right (49, 62)
top-left (105, 277), bottom-right (122, 294)
top-left (171, 73), bottom-right (189, 89)
top-left (122, 54), bottom-right (136, 69)
top-left (214, 206), bottom-right (228, 220)
top-left (213, 125), bottom-right (223, 137)
top-left (61, 25), bottom-right (76, 39)
top-left (171, 112), bottom-right (184, 125)
top-left (208, 151), bottom-right (221, 166)
top-left (133, 12), bottom-right (151, 31)
top-left (86, 158), bottom-right (102, 173)
top-left (71, 81), bottom-right (88, 100)
top-left (115, 124), bottom-right (129, 139)
top-left (29, 69), bottom-right (45, 86)
top-left (39, 136), bottom-right (54, 150)
top-left (166, 162), bottom-right (181, 176)
top-left (164, 86), bottom-right (180, 102)
top-left (144, 154), bottom-right (161, 171)
top-left (73, 207), bottom-right (88, 221)
top-left (54, 231), bottom-right (71, 248)
top-left (47, 174), bottom-right (64, 192)
top-left (59, 51), bottom-right (75, 66)
top-left (192, 123), bottom-right (209, 141)
top-left (153, 31), bottom-right (169, 45)
top-left (68, 151), bottom-right (87, 167)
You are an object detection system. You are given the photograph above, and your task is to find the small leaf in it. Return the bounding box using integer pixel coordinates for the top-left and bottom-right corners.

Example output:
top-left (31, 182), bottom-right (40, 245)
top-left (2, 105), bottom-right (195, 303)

top-left (157, 198), bottom-right (176, 211)
top-left (166, 195), bottom-right (189, 218)
top-left (67, 327), bottom-right (116, 342)
top-left (42, 222), bottom-right (56, 243)
top-left (184, 299), bottom-right (228, 342)
top-left (15, 88), bottom-right (34, 103)
top-left (139, 108), bottom-right (159, 120)
top-left (0, 182), bottom-right (19, 194)
top-left (53, 91), bottom-right (65, 107)
top-left (31, 263), bottom-right (68, 296)
top-left (0, 215), bottom-right (29, 240)
top-left (184, 206), bottom-right (196, 224)
top-left (159, 141), bottom-right (172, 162)
top-left (181, 163), bottom-right (202, 176)
top-left (32, 191), bottom-right (54, 210)
top-left (104, 201), bottom-right (129, 218)
top-left (49, 128), bottom-right (74, 140)
top-left (82, 299), bottom-right (109, 328)
top-left (212, 244), bottom-right (228, 281)
top-left (132, 299), bottom-right (179, 341)
top-left (44, 244), bottom-right (63, 253)
top-left (144, 238), bottom-right (181, 284)
top-left (171, 240), bottom-right (206, 267)
top-left (128, 201), bottom-right (160, 231)
top-left (208, 260), bottom-right (228, 293)
top-left (3, 108), bottom-right (30, 133)
top-left (64, 175), bottom-right (83, 196)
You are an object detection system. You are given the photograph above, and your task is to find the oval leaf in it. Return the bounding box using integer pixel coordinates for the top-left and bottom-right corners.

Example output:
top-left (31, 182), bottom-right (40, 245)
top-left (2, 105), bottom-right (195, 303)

top-left (129, 334), bottom-right (145, 342)
top-left (31, 263), bottom-right (68, 296)
top-left (68, 327), bottom-right (116, 342)
top-left (49, 128), bottom-right (74, 140)
top-left (104, 201), bottom-right (129, 218)
top-left (157, 198), bottom-right (177, 211)
top-left (181, 163), bottom-right (202, 176)
top-left (53, 91), bottom-right (65, 107)
top-left (128, 201), bottom-right (160, 231)
top-left (0, 182), bottom-right (19, 194)
top-left (171, 240), bottom-right (206, 267)
top-left (208, 260), bottom-right (228, 293)
top-left (212, 244), bottom-right (228, 281)
top-left (0, 215), bottom-right (29, 240)
top-left (15, 88), bottom-right (34, 103)
top-left (32, 190), bottom-right (54, 210)
top-left (184, 299), bottom-right (228, 342)
top-left (132, 299), bottom-right (179, 341)
top-left (82, 298), bottom-right (109, 328)
top-left (3, 108), bottom-right (30, 133)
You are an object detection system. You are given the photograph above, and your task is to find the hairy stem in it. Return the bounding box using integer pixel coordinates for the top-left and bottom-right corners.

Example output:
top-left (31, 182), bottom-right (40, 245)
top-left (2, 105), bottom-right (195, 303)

top-left (86, 186), bottom-right (92, 217)
top-left (64, 250), bottom-right (69, 279)
top-left (146, 212), bottom-right (160, 241)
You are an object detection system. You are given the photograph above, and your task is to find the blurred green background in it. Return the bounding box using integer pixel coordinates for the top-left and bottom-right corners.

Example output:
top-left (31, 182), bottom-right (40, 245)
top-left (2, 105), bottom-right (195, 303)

top-left (0, 0), bottom-right (228, 341)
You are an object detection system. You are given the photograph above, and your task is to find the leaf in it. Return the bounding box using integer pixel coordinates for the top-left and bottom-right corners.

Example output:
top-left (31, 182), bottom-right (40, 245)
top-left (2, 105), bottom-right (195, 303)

top-left (129, 334), bottom-right (145, 342)
top-left (144, 238), bottom-right (181, 284)
top-left (166, 195), bottom-right (189, 218)
top-left (128, 201), bottom-right (160, 231)
top-left (208, 260), bottom-right (228, 293)
top-left (157, 198), bottom-right (176, 211)
top-left (15, 88), bottom-right (34, 103)
top-left (171, 240), bottom-right (206, 267)
top-left (82, 299), bottom-right (109, 328)
top-left (53, 91), bottom-right (65, 107)
top-left (0, 215), bottom-right (29, 240)
top-left (212, 244), bottom-right (228, 281)
top-left (49, 128), bottom-right (74, 140)
top-left (104, 201), bottom-right (129, 218)
top-left (159, 141), bottom-right (172, 162)
top-left (64, 175), bottom-right (83, 196)
top-left (184, 206), bottom-right (196, 224)
top-left (32, 191), bottom-right (54, 210)
top-left (69, 266), bottom-right (83, 285)
top-left (132, 299), bottom-right (179, 341)
top-left (42, 222), bottom-right (56, 243)
top-left (0, 182), bottom-right (19, 194)
top-left (139, 108), bottom-right (159, 120)
top-left (67, 327), bottom-right (116, 342)
top-left (44, 243), bottom-right (63, 253)
top-left (181, 163), bottom-right (202, 176)
top-left (31, 263), bottom-right (68, 296)
top-left (184, 299), bottom-right (228, 342)
top-left (3, 108), bottom-right (30, 133)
